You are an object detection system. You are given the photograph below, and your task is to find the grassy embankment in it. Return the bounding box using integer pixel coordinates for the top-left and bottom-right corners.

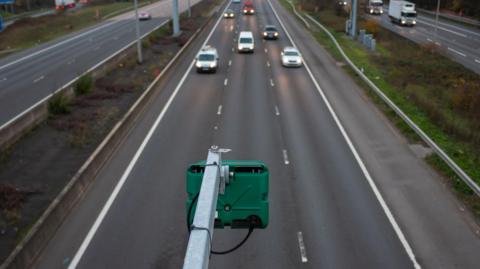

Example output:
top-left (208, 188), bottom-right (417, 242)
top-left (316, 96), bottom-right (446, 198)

top-left (279, 0), bottom-right (480, 218)
top-left (0, 1), bottom-right (154, 53)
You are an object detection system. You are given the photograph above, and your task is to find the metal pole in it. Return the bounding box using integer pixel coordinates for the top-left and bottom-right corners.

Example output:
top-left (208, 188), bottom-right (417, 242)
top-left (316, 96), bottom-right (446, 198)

top-left (434, 0), bottom-right (441, 41)
top-left (183, 147), bottom-right (229, 269)
top-left (133, 0), bottom-right (143, 64)
top-left (350, 0), bottom-right (357, 38)
top-left (172, 0), bottom-right (180, 35)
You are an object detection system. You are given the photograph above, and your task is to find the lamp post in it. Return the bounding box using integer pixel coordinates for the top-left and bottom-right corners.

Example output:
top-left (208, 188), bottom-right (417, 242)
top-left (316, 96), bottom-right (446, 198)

top-left (434, 0), bottom-right (441, 42)
top-left (133, 0), bottom-right (143, 64)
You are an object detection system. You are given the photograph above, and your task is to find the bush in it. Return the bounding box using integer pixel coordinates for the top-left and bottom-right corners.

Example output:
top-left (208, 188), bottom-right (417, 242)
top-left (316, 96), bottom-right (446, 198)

top-left (75, 74), bottom-right (93, 96)
top-left (364, 19), bottom-right (380, 37)
top-left (48, 93), bottom-right (71, 115)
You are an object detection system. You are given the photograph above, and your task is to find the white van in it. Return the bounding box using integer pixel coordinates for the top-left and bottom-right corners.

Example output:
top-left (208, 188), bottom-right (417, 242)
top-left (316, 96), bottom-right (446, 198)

top-left (237, 31), bottom-right (254, 53)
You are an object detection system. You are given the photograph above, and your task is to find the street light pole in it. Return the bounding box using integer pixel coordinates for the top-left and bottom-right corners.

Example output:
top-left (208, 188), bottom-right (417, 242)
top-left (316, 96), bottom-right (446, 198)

top-left (350, 0), bottom-right (357, 38)
top-left (434, 0), bottom-right (441, 42)
top-left (172, 0), bottom-right (180, 36)
top-left (133, 0), bottom-right (143, 64)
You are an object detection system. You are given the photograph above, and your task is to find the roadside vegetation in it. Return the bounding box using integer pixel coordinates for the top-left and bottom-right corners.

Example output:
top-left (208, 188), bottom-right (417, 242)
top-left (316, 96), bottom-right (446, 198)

top-left (0, 1), bottom-right (153, 54)
top-left (280, 0), bottom-right (480, 218)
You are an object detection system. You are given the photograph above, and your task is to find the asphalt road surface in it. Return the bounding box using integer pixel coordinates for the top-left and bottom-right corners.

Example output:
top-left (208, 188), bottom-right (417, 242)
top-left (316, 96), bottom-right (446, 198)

top-left (368, 9), bottom-right (480, 74)
top-left (0, 0), bottom-right (200, 129)
top-left (33, 0), bottom-right (480, 268)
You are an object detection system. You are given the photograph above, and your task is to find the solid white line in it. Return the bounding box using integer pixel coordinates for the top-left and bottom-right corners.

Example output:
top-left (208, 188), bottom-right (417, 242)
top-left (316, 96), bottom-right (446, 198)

top-left (217, 105), bottom-right (222, 115)
top-left (267, 61), bottom-right (270, 67)
top-left (268, 1), bottom-right (421, 268)
top-left (282, 149), bottom-right (289, 165)
top-left (426, 38), bottom-right (433, 42)
top-left (475, 59), bottom-right (480, 64)
top-left (67, 3), bottom-right (232, 268)
top-left (435, 42), bottom-right (441, 46)
top-left (224, 78), bottom-right (228, 86)
top-left (270, 78), bottom-right (274, 87)
top-left (0, 20), bottom-right (118, 71)
top-left (448, 47), bottom-right (467, 57)
top-left (297, 231), bottom-right (308, 263)
top-left (275, 105), bottom-right (280, 116)
top-left (228, 60), bottom-right (232, 66)
top-left (33, 75), bottom-right (45, 83)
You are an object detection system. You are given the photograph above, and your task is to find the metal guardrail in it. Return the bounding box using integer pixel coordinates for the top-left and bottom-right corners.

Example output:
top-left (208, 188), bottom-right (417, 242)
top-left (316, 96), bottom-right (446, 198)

top-left (287, 4), bottom-right (480, 197)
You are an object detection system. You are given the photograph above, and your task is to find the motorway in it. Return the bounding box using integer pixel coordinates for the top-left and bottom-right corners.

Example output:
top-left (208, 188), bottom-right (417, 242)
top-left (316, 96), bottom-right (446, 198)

top-left (368, 9), bottom-right (480, 74)
top-left (0, 0), bottom-right (200, 129)
top-left (32, 0), bottom-right (480, 268)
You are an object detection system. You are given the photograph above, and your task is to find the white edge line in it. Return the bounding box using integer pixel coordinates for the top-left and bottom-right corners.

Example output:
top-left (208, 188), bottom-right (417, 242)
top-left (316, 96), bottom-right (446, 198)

top-left (224, 78), bottom-right (228, 86)
top-left (217, 105), bottom-right (222, 115)
top-left (475, 59), bottom-right (480, 64)
top-left (67, 2), bottom-right (232, 268)
top-left (0, 19), bottom-right (171, 132)
top-left (267, 1), bottom-right (421, 268)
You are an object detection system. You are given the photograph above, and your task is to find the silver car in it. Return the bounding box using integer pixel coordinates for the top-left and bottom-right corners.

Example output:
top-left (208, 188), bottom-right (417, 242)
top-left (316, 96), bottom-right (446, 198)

top-left (281, 47), bottom-right (303, 67)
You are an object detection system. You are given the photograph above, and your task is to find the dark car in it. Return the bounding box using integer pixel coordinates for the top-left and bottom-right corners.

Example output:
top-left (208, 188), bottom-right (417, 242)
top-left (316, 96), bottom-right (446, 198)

top-left (262, 25), bottom-right (279, 40)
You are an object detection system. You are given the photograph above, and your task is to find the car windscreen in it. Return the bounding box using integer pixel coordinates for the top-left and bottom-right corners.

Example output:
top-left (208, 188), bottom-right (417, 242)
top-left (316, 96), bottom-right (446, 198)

top-left (402, 12), bottom-right (417, 17)
top-left (239, 38), bottom-right (253, 43)
top-left (284, 51), bottom-right (299, 56)
top-left (371, 2), bottom-right (382, 6)
top-left (198, 54), bottom-right (215, 61)
top-left (265, 27), bottom-right (277, 32)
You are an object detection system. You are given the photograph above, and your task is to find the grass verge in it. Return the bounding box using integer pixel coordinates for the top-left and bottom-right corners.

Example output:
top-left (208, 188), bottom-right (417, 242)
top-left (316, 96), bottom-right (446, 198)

top-left (280, 0), bottom-right (480, 219)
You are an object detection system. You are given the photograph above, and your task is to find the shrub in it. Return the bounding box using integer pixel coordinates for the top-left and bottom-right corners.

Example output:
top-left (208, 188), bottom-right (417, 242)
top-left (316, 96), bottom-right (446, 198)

top-left (364, 19), bottom-right (380, 37)
top-left (48, 93), bottom-right (71, 115)
top-left (75, 74), bottom-right (93, 96)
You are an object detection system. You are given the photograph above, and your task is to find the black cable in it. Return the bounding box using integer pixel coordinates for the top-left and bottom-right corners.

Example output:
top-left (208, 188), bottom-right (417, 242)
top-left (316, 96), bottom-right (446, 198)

top-left (187, 192), bottom-right (255, 255)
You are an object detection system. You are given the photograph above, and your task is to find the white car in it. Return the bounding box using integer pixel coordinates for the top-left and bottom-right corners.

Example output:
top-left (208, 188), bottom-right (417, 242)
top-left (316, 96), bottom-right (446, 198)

top-left (195, 46), bottom-right (219, 73)
top-left (281, 47), bottom-right (303, 67)
top-left (238, 31), bottom-right (254, 53)
top-left (138, 12), bottom-right (151, 20)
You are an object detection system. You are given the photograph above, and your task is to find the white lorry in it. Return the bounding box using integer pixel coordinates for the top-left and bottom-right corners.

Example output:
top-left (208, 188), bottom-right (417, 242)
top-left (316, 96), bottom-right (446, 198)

top-left (55, 0), bottom-right (76, 10)
top-left (366, 0), bottom-right (384, 15)
top-left (388, 0), bottom-right (417, 26)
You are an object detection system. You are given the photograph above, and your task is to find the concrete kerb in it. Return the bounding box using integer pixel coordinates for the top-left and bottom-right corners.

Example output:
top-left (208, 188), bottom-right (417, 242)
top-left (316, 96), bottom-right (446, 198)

top-left (0, 5), bottom-right (222, 268)
top-left (297, 12), bottom-right (480, 197)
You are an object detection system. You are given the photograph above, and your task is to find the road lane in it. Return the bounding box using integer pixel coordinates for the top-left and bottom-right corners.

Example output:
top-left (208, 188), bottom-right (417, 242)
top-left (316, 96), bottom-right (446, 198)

top-left (0, 0), bottom-right (200, 129)
top-left (368, 11), bottom-right (480, 74)
top-left (33, 0), bottom-right (480, 268)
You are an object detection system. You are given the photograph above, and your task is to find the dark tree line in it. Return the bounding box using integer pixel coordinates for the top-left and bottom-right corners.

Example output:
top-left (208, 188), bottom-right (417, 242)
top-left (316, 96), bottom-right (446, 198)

top-left (410, 0), bottom-right (480, 19)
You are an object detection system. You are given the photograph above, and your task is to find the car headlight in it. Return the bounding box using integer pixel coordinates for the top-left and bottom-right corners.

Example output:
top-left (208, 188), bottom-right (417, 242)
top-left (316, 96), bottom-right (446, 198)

top-left (274, 32), bottom-right (278, 36)
top-left (238, 46), bottom-right (243, 50)
top-left (224, 13), bottom-right (228, 17)
top-left (370, 9), bottom-right (373, 13)
top-left (401, 20), bottom-right (405, 24)
top-left (263, 32), bottom-right (268, 36)
top-left (380, 10), bottom-right (383, 14)
top-left (196, 62), bottom-right (202, 68)
top-left (209, 62), bottom-right (216, 68)
top-left (243, 10), bottom-right (247, 13)
top-left (412, 20), bottom-right (416, 24)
